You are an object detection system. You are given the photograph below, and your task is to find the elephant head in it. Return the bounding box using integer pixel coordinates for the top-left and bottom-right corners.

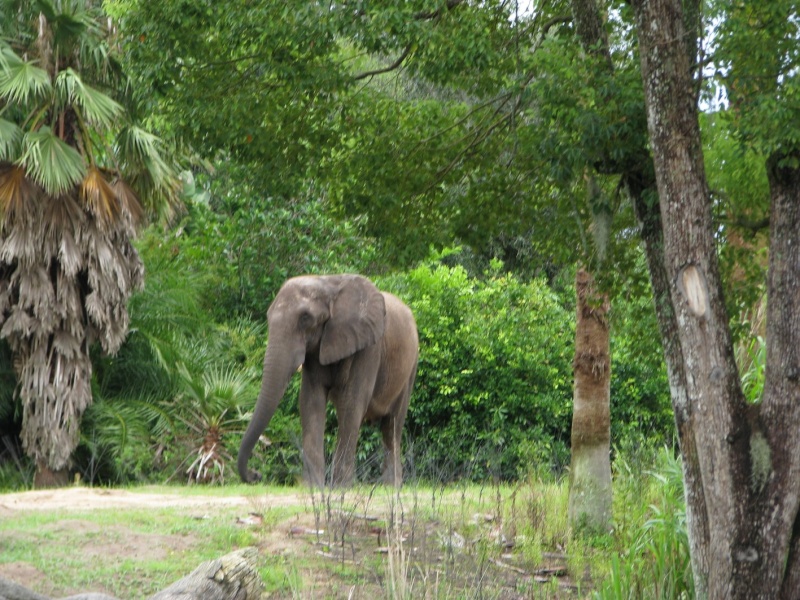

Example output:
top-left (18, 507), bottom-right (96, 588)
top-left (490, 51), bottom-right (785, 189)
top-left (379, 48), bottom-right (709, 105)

top-left (237, 275), bottom-right (386, 483)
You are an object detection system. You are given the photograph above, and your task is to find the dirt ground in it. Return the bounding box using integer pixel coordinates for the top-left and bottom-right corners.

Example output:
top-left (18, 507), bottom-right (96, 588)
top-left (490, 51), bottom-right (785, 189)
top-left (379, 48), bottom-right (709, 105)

top-left (0, 487), bottom-right (575, 599)
top-left (0, 486), bottom-right (306, 513)
top-left (0, 487), bottom-right (319, 598)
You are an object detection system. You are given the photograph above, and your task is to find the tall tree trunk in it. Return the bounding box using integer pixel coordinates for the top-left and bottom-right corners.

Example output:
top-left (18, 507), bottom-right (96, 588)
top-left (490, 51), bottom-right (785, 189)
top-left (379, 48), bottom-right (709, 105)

top-left (632, 0), bottom-right (800, 596)
top-left (568, 268), bottom-right (611, 532)
top-left (628, 180), bottom-right (708, 596)
top-left (569, 0), bottom-right (707, 587)
top-left (761, 153), bottom-right (800, 598)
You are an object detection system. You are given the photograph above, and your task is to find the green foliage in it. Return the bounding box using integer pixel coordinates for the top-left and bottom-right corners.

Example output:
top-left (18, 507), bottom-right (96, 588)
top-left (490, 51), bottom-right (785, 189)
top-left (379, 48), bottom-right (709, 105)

top-left (595, 447), bottom-right (694, 600)
top-left (609, 291), bottom-right (674, 448)
top-left (113, 0), bottom-right (345, 198)
top-left (79, 233), bottom-right (265, 483)
top-left (737, 334), bottom-right (766, 404)
top-left (173, 361), bottom-right (259, 484)
top-left (319, 91), bottom-right (475, 266)
top-left (79, 237), bottom-right (673, 486)
top-left (378, 261), bottom-right (575, 481)
top-left (355, 257), bottom-right (671, 484)
top-left (713, 0), bottom-right (800, 159)
top-left (165, 163), bottom-right (379, 320)
top-left (701, 112), bottom-right (770, 341)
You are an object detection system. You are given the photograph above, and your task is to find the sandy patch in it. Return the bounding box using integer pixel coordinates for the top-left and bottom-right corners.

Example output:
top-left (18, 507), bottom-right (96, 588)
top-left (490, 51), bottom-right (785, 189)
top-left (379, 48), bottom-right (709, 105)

top-left (0, 486), bottom-right (308, 513)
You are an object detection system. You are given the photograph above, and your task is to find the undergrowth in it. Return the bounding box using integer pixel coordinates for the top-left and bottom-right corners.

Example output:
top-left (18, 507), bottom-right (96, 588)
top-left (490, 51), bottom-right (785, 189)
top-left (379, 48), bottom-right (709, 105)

top-left (0, 448), bottom-right (693, 599)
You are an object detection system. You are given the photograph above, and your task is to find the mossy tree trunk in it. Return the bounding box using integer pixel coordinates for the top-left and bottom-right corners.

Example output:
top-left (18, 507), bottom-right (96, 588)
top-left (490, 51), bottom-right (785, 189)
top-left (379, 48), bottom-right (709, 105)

top-left (568, 268), bottom-right (611, 533)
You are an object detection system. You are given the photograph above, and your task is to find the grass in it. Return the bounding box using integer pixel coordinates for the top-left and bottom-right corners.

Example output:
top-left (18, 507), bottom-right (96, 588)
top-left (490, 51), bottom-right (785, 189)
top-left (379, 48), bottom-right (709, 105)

top-left (1, 500), bottom-right (281, 598)
top-left (0, 451), bottom-right (692, 599)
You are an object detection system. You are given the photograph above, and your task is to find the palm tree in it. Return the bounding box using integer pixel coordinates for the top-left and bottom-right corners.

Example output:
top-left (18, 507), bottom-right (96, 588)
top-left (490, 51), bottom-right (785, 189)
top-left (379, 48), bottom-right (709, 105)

top-left (0, 0), bottom-right (181, 487)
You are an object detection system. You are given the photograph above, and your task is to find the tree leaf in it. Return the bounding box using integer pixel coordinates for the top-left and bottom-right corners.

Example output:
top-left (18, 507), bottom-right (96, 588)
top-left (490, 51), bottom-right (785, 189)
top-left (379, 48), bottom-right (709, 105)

top-left (18, 127), bottom-right (86, 196)
top-left (0, 118), bottom-right (24, 161)
top-left (115, 125), bottom-right (181, 217)
top-left (0, 46), bottom-right (51, 107)
top-left (0, 163), bottom-right (35, 217)
top-left (55, 68), bottom-right (123, 128)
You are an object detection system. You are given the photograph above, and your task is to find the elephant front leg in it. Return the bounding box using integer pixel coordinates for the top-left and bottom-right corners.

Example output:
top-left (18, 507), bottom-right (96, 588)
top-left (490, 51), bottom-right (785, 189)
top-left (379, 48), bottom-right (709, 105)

top-left (299, 379), bottom-right (326, 487)
top-left (331, 404), bottom-right (363, 487)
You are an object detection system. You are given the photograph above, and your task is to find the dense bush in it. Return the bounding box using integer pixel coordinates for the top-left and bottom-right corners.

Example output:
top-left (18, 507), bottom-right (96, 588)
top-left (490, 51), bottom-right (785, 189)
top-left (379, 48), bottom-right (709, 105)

top-left (378, 262), bottom-right (575, 481)
top-left (609, 293), bottom-right (675, 453)
top-left (70, 247), bottom-right (674, 486)
top-left (174, 165), bottom-right (379, 321)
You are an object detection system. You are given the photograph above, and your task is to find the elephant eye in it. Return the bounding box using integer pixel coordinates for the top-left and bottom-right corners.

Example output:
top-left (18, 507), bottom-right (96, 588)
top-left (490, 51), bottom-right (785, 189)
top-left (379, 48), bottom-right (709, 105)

top-left (298, 312), bottom-right (314, 329)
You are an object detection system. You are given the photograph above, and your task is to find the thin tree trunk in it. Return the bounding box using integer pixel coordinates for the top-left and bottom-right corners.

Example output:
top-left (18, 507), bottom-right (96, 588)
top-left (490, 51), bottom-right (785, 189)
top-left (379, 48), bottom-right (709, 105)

top-left (632, 0), bottom-right (800, 596)
top-left (570, 0), bottom-right (708, 587)
top-left (628, 181), bottom-right (708, 596)
top-left (568, 268), bottom-right (611, 532)
top-left (569, 0), bottom-right (698, 544)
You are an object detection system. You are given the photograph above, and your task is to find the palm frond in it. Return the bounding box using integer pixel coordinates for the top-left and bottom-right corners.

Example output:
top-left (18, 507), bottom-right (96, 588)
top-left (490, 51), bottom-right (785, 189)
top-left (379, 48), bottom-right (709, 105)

top-left (32, 0), bottom-right (59, 22)
top-left (81, 166), bottom-right (119, 224)
top-left (18, 126), bottom-right (86, 195)
top-left (116, 126), bottom-right (171, 181)
top-left (0, 162), bottom-right (35, 218)
top-left (111, 178), bottom-right (144, 226)
top-left (116, 126), bottom-right (182, 221)
top-left (0, 119), bottom-right (23, 161)
top-left (0, 46), bottom-right (51, 107)
top-left (49, 2), bottom-right (90, 50)
top-left (55, 68), bottom-right (122, 128)
top-left (202, 363), bottom-right (258, 409)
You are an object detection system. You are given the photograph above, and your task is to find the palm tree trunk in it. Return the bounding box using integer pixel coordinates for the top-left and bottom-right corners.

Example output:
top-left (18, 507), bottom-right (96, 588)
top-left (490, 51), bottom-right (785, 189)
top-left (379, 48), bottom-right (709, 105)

top-left (33, 462), bottom-right (69, 488)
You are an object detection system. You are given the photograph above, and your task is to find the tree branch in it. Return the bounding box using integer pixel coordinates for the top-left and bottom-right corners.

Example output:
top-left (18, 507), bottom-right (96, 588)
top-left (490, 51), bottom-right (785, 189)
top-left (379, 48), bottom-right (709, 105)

top-left (353, 45), bottom-right (412, 81)
top-left (413, 0), bottom-right (466, 20)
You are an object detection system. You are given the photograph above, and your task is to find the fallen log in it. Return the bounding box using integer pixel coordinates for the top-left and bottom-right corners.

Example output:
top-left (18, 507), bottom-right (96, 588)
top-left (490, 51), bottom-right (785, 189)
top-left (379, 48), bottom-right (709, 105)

top-left (0, 547), bottom-right (262, 600)
top-left (149, 547), bottom-right (262, 600)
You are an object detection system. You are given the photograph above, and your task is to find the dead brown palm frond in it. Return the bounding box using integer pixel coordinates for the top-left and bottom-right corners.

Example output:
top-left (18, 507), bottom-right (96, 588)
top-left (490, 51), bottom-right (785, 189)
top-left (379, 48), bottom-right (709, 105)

top-left (111, 178), bottom-right (145, 227)
top-left (1, 1), bottom-right (184, 482)
top-left (0, 163), bottom-right (35, 220)
top-left (80, 166), bottom-right (119, 225)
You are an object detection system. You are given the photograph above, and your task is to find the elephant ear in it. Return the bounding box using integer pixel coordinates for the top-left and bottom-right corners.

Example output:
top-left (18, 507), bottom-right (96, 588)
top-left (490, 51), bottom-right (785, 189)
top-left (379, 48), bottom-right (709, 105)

top-left (319, 275), bottom-right (386, 365)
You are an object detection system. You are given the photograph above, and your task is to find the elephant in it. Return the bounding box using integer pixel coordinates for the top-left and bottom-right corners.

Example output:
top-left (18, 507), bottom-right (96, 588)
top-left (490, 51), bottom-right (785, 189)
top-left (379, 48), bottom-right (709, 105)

top-left (237, 274), bottom-right (419, 487)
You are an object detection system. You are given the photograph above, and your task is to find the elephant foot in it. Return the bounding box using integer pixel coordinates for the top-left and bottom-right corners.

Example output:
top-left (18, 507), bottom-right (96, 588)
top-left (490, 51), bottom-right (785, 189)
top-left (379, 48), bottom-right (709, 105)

top-left (243, 469), bottom-right (262, 484)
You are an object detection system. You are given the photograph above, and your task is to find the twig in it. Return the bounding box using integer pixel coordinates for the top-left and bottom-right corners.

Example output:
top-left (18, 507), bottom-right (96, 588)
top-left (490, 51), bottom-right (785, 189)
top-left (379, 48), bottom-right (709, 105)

top-left (490, 558), bottom-right (528, 575)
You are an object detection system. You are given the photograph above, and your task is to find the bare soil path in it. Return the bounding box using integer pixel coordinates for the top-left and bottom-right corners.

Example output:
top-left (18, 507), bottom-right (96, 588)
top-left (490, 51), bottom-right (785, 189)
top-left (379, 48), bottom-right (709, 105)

top-left (0, 486), bottom-right (307, 513)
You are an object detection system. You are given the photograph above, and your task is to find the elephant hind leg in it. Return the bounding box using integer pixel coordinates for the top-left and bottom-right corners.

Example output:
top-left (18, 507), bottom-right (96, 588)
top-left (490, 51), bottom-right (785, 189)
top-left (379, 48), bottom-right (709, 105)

top-left (380, 386), bottom-right (412, 486)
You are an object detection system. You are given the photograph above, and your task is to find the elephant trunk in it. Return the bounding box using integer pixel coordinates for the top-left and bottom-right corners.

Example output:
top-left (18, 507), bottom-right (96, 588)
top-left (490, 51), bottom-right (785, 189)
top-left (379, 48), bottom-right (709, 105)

top-left (238, 339), bottom-right (303, 483)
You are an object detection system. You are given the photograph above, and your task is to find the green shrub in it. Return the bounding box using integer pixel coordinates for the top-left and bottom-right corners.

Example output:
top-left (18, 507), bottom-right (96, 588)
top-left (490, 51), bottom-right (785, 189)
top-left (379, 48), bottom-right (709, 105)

top-left (609, 293), bottom-right (674, 452)
top-left (378, 262), bottom-right (574, 482)
top-left (173, 164), bottom-right (379, 321)
top-left (596, 447), bottom-right (694, 599)
top-left (72, 230), bottom-right (673, 486)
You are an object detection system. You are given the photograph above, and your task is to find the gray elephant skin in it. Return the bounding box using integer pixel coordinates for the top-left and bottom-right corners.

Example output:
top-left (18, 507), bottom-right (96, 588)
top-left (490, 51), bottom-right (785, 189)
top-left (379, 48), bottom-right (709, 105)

top-left (237, 274), bottom-right (419, 487)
